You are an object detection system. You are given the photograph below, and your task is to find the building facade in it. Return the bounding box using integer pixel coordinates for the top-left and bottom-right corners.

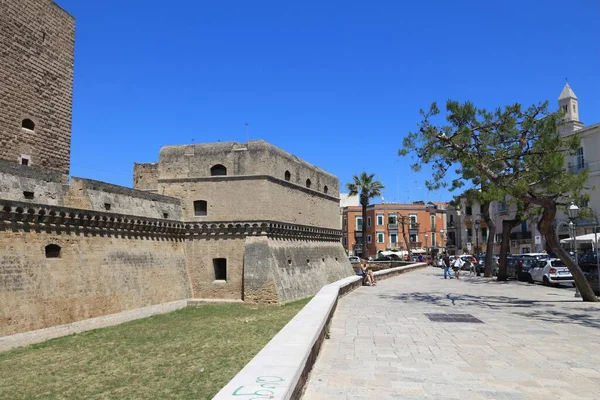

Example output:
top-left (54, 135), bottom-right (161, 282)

top-left (341, 201), bottom-right (447, 258)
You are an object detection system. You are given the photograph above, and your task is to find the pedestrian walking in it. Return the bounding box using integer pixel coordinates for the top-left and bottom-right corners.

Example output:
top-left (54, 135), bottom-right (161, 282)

top-left (443, 252), bottom-right (453, 279)
top-left (452, 257), bottom-right (462, 280)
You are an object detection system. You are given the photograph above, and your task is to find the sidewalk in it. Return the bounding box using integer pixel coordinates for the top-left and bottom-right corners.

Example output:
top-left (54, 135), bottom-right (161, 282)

top-left (303, 267), bottom-right (600, 399)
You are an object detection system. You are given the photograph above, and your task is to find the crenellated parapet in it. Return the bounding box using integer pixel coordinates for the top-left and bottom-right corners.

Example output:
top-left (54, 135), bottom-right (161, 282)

top-left (0, 200), bottom-right (186, 240)
top-left (185, 221), bottom-right (341, 242)
top-left (0, 200), bottom-right (341, 242)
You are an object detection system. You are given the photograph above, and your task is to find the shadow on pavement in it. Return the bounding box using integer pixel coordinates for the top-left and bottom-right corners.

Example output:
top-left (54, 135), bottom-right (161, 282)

top-left (379, 290), bottom-right (600, 329)
top-left (513, 308), bottom-right (600, 330)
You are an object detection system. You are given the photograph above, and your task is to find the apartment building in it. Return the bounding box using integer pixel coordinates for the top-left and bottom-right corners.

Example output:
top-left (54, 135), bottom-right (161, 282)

top-left (341, 201), bottom-right (447, 258)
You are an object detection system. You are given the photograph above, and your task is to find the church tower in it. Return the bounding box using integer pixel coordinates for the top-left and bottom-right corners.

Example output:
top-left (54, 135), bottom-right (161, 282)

top-left (558, 82), bottom-right (583, 134)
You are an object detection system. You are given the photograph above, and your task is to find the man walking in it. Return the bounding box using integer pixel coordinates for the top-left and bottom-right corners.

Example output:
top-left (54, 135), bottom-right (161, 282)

top-left (443, 252), bottom-right (454, 279)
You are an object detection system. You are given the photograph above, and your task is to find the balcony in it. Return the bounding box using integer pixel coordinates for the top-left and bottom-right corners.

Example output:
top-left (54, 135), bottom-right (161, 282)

top-left (510, 231), bottom-right (532, 240)
top-left (430, 224), bottom-right (436, 232)
top-left (354, 232), bottom-right (363, 239)
top-left (388, 223), bottom-right (398, 230)
top-left (409, 241), bottom-right (423, 248)
top-left (447, 221), bottom-right (456, 229)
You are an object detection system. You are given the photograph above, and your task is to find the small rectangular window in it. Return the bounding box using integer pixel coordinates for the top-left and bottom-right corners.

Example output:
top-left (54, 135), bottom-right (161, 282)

top-left (104, 203), bottom-right (111, 211)
top-left (367, 216), bottom-right (371, 227)
top-left (23, 191), bottom-right (34, 199)
top-left (21, 158), bottom-right (29, 166)
top-left (367, 235), bottom-right (372, 243)
top-left (213, 258), bottom-right (227, 281)
top-left (194, 200), bottom-right (208, 216)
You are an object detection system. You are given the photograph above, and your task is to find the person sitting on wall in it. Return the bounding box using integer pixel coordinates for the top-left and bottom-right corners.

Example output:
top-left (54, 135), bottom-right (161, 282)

top-left (360, 259), bottom-right (376, 286)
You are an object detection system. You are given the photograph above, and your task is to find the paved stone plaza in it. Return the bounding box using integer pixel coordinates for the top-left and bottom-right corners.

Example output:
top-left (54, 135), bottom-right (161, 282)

top-left (303, 267), bottom-right (600, 399)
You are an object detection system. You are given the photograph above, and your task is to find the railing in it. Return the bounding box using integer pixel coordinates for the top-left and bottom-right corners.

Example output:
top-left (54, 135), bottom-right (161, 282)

top-left (388, 223), bottom-right (398, 230)
top-left (409, 223), bottom-right (419, 230)
top-left (410, 241), bottom-right (423, 248)
top-left (430, 224), bottom-right (436, 232)
top-left (447, 221), bottom-right (455, 228)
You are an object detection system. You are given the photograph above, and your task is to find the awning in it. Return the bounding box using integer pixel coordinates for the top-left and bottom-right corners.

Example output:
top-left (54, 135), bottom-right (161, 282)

top-left (411, 249), bottom-right (426, 254)
top-left (560, 233), bottom-right (600, 244)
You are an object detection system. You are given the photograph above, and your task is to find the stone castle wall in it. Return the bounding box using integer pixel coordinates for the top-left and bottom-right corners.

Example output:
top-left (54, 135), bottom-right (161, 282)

top-left (159, 178), bottom-right (340, 228)
top-left (133, 163), bottom-right (159, 192)
top-left (0, 159), bottom-right (65, 206)
top-left (0, 0), bottom-right (75, 176)
top-left (0, 201), bottom-right (190, 337)
top-left (149, 140), bottom-right (340, 228)
top-left (156, 140), bottom-right (339, 194)
top-left (64, 177), bottom-right (182, 220)
top-left (243, 236), bottom-right (353, 304)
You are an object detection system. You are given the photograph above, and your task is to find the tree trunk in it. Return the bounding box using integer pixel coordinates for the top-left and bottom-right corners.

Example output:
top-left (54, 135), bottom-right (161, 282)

top-left (497, 203), bottom-right (529, 281)
top-left (482, 200), bottom-right (495, 277)
top-left (537, 201), bottom-right (597, 302)
top-left (400, 215), bottom-right (412, 259)
top-left (498, 218), bottom-right (521, 281)
top-left (361, 202), bottom-right (368, 259)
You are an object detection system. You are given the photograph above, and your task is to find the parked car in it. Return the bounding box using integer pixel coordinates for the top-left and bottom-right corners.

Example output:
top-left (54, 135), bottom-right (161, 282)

top-left (348, 256), bottom-right (361, 263)
top-left (515, 257), bottom-right (536, 281)
top-left (578, 252), bottom-right (600, 295)
top-left (528, 258), bottom-right (574, 286)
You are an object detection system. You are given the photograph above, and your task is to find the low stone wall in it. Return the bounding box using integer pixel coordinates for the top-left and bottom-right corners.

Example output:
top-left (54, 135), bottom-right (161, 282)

top-left (213, 263), bottom-right (425, 400)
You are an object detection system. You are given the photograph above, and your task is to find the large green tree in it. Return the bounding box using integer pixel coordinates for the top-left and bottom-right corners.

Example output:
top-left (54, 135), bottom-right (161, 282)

top-left (400, 100), bottom-right (596, 301)
top-left (346, 172), bottom-right (385, 258)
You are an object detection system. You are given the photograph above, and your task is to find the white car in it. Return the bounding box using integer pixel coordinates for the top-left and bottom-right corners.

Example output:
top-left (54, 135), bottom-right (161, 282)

top-left (528, 258), bottom-right (574, 286)
top-left (348, 256), bottom-right (361, 263)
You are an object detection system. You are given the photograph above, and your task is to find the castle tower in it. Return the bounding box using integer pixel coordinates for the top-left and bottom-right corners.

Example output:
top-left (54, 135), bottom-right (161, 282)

top-left (558, 82), bottom-right (583, 134)
top-left (0, 0), bottom-right (75, 179)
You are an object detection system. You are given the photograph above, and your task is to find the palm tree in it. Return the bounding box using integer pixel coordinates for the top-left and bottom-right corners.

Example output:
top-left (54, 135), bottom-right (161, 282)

top-left (346, 172), bottom-right (385, 259)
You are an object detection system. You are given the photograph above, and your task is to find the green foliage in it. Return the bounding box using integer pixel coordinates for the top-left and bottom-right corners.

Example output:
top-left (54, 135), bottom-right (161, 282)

top-left (346, 172), bottom-right (385, 206)
top-left (400, 100), bottom-right (588, 212)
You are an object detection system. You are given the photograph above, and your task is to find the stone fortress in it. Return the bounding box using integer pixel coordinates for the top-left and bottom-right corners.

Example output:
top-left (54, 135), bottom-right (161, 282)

top-left (0, 0), bottom-right (353, 340)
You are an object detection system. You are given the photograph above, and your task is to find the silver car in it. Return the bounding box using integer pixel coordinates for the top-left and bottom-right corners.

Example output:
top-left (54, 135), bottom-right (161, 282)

top-left (528, 258), bottom-right (574, 286)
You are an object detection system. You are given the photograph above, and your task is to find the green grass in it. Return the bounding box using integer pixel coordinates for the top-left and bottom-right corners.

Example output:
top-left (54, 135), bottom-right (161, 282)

top-left (0, 298), bottom-right (311, 400)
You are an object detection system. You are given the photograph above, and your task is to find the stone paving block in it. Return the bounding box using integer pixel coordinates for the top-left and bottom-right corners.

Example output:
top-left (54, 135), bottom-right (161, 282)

top-left (303, 267), bottom-right (600, 399)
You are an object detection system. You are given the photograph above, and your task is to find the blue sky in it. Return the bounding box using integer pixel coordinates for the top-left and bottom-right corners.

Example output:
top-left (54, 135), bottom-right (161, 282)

top-left (59, 0), bottom-right (600, 203)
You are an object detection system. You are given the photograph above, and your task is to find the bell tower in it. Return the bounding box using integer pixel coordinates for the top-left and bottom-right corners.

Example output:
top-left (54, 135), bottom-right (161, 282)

top-left (558, 82), bottom-right (583, 134)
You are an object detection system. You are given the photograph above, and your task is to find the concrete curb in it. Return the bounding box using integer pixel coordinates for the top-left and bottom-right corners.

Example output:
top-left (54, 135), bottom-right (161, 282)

top-left (212, 263), bottom-right (426, 400)
top-left (0, 300), bottom-right (188, 353)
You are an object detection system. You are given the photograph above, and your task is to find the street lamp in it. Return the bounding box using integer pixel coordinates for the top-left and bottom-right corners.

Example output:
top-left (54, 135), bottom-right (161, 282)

top-left (440, 229), bottom-right (445, 253)
top-left (474, 217), bottom-right (481, 276)
top-left (424, 233), bottom-right (429, 254)
top-left (568, 202), bottom-right (580, 298)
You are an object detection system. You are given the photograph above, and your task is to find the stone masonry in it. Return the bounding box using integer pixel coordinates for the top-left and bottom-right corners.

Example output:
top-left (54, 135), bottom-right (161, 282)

top-left (0, 0), bottom-right (75, 177)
